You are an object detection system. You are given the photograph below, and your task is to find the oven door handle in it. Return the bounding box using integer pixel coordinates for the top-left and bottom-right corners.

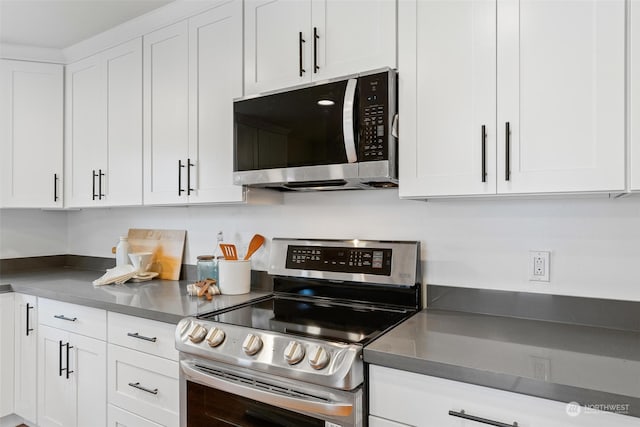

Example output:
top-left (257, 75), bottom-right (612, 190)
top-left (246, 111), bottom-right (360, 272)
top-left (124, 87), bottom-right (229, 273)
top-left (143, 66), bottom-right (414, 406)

top-left (180, 360), bottom-right (353, 417)
top-left (342, 78), bottom-right (358, 164)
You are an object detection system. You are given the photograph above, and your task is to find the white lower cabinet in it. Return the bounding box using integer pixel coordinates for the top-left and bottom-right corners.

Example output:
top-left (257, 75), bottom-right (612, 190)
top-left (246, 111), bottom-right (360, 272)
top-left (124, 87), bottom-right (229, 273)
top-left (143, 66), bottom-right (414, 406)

top-left (13, 293), bottom-right (37, 424)
top-left (107, 312), bottom-right (179, 427)
top-left (108, 404), bottom-right (163, 427)
top-left (0, 293), bottom-right (15, 418)
top-left (37, 299), bottom-right (107, 427)
top-left (369, 365), bottom-right (638, 427)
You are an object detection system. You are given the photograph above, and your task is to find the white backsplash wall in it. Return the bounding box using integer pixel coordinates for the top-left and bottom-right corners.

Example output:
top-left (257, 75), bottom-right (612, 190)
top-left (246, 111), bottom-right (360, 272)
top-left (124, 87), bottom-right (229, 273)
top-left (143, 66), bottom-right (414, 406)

top-left (0, 209), bottom-right (67, 258)
top-left (60, 190), bottom-right (640, 302)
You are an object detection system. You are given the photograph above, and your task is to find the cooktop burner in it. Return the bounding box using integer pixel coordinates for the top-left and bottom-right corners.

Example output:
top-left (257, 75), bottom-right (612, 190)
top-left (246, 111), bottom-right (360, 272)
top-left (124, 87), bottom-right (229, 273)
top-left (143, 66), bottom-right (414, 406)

top-left (198, 295), bottom-right (413, 345)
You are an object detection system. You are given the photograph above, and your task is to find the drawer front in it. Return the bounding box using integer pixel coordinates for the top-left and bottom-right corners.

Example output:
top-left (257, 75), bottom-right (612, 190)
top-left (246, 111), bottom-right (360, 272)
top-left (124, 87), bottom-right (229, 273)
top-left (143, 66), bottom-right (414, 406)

top-left (39, 298), bottom-right (106, 340)
top-left (370, 365), bottom-right (638, 427)
top-left (108, 404), bottom-right (163, 427)
top-left (108, 344), bottom-right (179, 427)
top-left (369, 415), bottom-right (411, 427)
top-left (108, 312), bottom-right (178, 361)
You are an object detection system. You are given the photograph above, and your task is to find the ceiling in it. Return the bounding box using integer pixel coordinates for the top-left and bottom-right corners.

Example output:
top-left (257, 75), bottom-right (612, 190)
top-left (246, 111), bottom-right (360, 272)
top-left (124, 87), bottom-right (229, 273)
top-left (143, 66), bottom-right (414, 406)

top-left (0, 0), bottom-right (174, 49)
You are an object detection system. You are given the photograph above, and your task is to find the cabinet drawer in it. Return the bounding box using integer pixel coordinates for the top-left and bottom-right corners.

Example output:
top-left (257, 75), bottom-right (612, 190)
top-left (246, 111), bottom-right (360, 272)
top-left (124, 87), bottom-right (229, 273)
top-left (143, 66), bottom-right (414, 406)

top-left (370, 365), bottom-right (638, 427)
top-left (108, 344), bottom-right (179, 427)
top-left (108, 404), bottom-right (163, 427)
top-left (108, 312), bottom-right (178, 361)
top-left (38, 298), bottom-right (106, 340)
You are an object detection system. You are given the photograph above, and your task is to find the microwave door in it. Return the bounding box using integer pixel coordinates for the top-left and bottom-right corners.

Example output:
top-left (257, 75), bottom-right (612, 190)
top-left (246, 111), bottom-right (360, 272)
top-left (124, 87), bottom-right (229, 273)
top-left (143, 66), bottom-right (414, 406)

top-left (342, 78), bottom-right (358, 164)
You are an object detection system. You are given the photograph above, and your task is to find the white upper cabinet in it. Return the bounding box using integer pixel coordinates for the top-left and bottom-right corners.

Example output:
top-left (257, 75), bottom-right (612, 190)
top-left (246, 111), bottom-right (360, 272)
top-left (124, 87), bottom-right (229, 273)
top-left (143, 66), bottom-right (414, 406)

top-left (244, 0), bottom-right (396, 95)
top-left (398, 0), bottom-right (497, 197)
top-left (144, 1), bottom-right (248, 205)
top-left (631, 0), bottom-right (640, 191)
top-left (0, 60), bottom-right (63, 208)
top-left (65, 38), bottom-right (142, 207)
top-left (399, 0), bottom-right (626, 198)
top-left (496, 0), bottom-right (625, 194)
top-left (187, 2), bottom-right (245, 203)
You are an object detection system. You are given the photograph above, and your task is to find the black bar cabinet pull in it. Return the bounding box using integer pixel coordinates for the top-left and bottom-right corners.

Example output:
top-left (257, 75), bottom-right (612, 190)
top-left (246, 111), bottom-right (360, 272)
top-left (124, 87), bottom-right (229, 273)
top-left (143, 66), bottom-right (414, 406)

top-left (54, 314), bottom-right (77, 322)
top-left (128, 382), bottom-right (158, 395)
top-left (481, 125), bottom-right (487, 183)
top-left (299, 32), bottom-right (306, 77)
top-left (313, 27), bottom-right (319, 73)
top-left (26, 303), bottom-right (34, 336)
top-left (178, 159), bottom-right (185, 196)
top-left (58, 340), bottom-right (63, 377)
top-left (187, 158), bottom-right (194, 195)
top-left (92, 170), bottom-right (98, 200)
top-left (127, 332), bottom-right (157, 342)
top-left (65, 343), bottom-right (74, 379)
top-left (449, 410), bottom-right (518, 427)
top-left (54, 173), bottom-right (59, 202)
top-left (98, 169), bottom-right (105, 200)
top-left (505, 122), bottom-right (510, 181)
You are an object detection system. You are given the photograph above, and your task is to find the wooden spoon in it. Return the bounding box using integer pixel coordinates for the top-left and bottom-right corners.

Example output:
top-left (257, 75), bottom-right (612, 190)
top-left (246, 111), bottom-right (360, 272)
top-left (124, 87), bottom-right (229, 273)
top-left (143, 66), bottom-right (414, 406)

top-left (244, 234), bottom-right (265, 260)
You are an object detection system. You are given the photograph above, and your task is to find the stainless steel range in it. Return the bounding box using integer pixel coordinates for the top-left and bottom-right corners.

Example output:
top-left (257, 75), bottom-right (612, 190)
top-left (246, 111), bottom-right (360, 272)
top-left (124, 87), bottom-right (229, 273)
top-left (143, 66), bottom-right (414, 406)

top-left (175, 238), bottom-right (421, 427)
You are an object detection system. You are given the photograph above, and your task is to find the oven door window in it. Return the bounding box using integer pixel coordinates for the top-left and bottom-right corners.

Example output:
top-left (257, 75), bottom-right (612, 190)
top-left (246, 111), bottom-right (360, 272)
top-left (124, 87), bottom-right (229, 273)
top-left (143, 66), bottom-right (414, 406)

top-left (187, 380), bottom-right (325, 427)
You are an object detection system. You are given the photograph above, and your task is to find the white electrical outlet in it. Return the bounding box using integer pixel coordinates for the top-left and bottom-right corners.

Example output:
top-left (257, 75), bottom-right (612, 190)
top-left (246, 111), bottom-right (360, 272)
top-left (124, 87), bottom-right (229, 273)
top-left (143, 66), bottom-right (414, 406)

top-left (529, 251), bottom-right (550, 282)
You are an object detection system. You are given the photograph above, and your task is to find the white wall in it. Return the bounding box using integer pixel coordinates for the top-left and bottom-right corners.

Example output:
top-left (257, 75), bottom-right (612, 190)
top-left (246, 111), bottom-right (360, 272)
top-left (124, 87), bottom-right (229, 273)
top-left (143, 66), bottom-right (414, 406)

top-left (0, 209), bottom-right (67, 258)
top-left (59, 190), bottom-right (640, 302)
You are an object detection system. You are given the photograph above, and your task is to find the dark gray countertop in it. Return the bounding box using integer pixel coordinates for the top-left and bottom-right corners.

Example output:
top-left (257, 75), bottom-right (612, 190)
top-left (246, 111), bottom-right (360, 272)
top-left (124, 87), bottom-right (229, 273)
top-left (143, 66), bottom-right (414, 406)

top-left (365, 309), bottom-right (640, 418)
top-left (1, 268), bottom-right (269, 323)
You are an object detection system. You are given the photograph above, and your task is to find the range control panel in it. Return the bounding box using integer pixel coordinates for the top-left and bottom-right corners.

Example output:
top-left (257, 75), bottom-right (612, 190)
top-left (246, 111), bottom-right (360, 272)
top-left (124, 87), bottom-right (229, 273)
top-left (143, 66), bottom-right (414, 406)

top-left (285, 245), bottom-right (392, 276)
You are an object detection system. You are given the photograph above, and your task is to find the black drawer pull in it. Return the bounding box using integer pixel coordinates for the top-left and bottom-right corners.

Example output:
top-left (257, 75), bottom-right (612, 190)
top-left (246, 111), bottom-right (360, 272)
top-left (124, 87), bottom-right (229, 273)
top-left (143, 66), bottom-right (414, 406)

top-left (127, 332), bottom-right (157, 342)
top-left (481, 124), bottom-right (487, 183)
top-left (128, 382), bottom-right (158, 395)
top-left (505, 122), bottom-right (511, 181)
top-left (298, 32), bottom-right (306, 77)
top-left (54, 314), bottom-right (77, 322)
top-left (26, 303), bottom-right (34, 336)
top-left (449, 410), bottom-right (518, 427)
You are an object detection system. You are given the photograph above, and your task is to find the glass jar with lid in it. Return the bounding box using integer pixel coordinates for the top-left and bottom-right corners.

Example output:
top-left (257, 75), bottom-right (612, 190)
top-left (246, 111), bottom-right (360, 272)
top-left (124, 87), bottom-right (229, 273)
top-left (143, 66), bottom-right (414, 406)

top-left (196, 255), bottom-right (218, 282)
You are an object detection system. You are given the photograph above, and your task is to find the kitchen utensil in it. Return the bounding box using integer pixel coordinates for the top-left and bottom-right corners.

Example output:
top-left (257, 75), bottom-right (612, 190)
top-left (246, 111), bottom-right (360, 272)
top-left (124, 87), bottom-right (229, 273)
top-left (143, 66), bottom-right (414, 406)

top-left (244, 234), bottom-right (265, 260)
top-left (218, 260), bottom-right (251, 295)
top-left (219, 243), bottom-right (238, 260)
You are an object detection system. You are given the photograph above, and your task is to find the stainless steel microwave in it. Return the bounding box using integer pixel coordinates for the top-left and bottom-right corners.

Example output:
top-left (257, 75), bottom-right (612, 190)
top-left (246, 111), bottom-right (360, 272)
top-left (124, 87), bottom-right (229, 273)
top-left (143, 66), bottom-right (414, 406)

top-left (233, 69), bottom-right (397, 191)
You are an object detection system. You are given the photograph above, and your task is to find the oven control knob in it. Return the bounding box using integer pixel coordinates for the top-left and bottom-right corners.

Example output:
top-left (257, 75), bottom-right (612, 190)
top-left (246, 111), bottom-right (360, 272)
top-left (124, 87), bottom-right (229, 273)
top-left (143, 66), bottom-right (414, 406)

top-left (242, 334), bottom-right (263, 356)
top-left (308, 345), bottom-right (330, 370)
top-left (205, 327), bottom-right (226, 347)
top-left (284, 340), bottom-right (305, 365)
top-left (188, 323), bottom-right (207, 344)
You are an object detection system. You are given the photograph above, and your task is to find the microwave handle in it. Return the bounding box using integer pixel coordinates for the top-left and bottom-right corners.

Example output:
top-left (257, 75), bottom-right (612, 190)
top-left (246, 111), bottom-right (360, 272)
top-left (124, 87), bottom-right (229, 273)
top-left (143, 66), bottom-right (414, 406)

top-left (342, 78), bottom-right (358, 163)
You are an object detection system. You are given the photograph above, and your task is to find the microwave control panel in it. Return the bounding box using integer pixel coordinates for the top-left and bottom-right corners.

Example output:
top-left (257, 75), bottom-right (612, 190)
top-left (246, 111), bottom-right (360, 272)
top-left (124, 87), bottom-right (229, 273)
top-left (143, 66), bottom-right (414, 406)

top-left (359, 72), bottom-right (389, 161)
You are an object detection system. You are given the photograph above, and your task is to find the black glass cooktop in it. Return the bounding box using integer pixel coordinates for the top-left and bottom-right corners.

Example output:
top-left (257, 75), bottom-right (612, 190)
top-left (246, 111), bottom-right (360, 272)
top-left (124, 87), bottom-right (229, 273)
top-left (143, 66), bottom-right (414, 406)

top-left (199, 296), bottom-right (413, 345)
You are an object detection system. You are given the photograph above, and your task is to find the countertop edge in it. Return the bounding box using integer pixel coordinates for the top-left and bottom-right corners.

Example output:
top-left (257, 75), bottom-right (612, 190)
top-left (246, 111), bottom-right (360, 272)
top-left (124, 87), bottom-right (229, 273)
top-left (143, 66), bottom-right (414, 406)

top-left (363, 348), bottom-right (640, 419)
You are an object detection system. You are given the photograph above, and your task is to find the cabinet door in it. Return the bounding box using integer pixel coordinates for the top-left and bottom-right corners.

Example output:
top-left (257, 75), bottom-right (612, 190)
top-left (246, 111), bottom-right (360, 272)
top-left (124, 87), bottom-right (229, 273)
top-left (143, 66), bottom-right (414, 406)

top-left (104, 38), bottom-right (143, 206)
top-left (143, 20), bottom-right (189, 205)
top-left (65, 54), bottom-right (107, 207)
top-left (311, 0), bottom-right (396, 81)
top-left (398, 0), bottom-right (497, 198)
top-left (74, 333), bottom-right (107, 427)
top-left (244, 0), bottom-right (312, 94)
top-left (497, 0), bottom-right (625, 194)
top-left (187, 1), bottom-right (245, 204)
top-left (0, 60), bottom-right (63, 208)
top-left (631, 0), bottom-right (640, 190)
top-left (38, 326), bottom-right (73, 427)
top-left (14, 293), bottom-right (37, 423)
top-left (0, 293), bottom-right (14, 417)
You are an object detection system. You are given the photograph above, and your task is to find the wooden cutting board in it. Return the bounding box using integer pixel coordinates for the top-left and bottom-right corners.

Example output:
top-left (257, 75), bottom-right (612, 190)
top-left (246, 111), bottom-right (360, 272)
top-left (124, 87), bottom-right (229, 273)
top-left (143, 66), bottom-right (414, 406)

top-left (127, 229), bottom-right (186, 280)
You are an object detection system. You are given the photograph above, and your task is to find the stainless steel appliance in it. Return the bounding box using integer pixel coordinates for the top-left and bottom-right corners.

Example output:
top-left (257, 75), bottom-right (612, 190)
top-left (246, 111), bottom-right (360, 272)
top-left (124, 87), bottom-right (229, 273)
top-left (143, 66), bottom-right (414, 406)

top-left (176, 238), bottom-right (421, 427)
top-left (233, 69), bottom-right (398, 191)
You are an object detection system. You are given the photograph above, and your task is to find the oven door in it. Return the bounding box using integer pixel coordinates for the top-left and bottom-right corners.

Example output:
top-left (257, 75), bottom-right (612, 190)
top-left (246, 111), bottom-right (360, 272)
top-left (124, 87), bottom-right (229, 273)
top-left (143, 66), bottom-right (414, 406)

top-left (180, 356), bottom-right (362, 427)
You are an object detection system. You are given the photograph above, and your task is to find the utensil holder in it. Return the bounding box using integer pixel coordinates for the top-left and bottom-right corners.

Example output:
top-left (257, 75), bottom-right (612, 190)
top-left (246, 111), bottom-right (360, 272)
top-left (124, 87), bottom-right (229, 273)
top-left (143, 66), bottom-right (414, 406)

top-left (217, 260), bottom-right (251, 295)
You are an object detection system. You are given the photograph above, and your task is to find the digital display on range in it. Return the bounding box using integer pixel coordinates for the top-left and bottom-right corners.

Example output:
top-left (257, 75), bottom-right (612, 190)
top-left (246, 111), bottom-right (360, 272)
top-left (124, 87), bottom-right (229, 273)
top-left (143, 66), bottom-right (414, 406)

top-left (285, 246), bottom-right (392, 276)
